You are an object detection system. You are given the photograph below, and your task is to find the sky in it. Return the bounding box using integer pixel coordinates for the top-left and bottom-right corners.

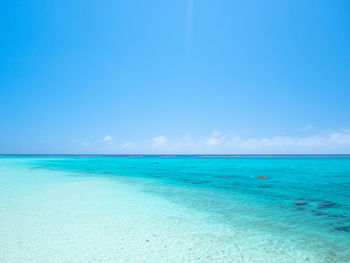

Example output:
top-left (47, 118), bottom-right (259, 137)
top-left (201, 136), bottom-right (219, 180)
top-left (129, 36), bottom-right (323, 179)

top-left (1, 0), bottom-right (350, 154)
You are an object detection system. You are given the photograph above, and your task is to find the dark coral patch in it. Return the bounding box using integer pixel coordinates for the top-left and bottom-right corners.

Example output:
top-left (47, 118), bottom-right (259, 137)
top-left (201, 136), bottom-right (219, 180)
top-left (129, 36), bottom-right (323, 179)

top-left (310, 210), bottom-right (327, 216)
top-left (257, 176), bottom-right (270, 179)
top-left (335, 225), bottom-right (350, 233)
top-left (317, 201), bottom-right (339, 209)
top-left (293, 200), bottom-right (308, 206)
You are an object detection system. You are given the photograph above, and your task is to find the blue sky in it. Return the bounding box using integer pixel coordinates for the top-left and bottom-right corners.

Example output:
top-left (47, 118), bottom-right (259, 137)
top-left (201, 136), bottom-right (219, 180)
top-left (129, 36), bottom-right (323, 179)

top-left (1, 0), bottom-right (350, 154)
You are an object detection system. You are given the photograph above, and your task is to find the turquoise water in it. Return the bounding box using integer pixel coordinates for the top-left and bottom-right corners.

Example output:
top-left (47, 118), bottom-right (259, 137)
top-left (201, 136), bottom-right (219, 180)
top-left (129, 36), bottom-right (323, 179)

top-left (1, 156), bottom-right (350, 262)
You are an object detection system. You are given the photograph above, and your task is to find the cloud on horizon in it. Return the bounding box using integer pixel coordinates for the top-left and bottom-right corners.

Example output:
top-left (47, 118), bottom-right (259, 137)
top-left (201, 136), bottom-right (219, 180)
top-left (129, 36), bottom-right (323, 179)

top-left (70, 130), bottom-right (350, 154)
top-left (145, 130), bottom-right (350, 154)
top-left (152, 135), bottom-right (168, 147)
top-left (103, 135), bottom-right (114, 145)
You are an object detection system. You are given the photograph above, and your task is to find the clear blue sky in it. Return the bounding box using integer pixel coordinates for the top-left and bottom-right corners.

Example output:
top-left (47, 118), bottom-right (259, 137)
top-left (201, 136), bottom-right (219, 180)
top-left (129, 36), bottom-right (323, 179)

top-left (1, 0), bottom-right (350, 154)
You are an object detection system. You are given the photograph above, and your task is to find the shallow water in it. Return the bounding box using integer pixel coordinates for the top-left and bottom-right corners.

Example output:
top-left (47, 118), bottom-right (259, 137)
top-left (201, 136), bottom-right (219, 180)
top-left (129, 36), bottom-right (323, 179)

top-left (0, 156), bottom-right (350, 262)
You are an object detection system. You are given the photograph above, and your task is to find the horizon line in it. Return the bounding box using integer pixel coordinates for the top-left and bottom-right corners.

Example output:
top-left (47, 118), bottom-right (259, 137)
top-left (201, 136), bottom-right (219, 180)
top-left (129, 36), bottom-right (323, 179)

top-left (1, 154), bottom-right (350, 157)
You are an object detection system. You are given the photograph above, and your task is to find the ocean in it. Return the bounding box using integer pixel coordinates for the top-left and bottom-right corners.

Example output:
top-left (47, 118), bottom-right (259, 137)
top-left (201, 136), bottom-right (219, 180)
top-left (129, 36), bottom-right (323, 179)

top-left (0, 155), bottom-right (349, 262)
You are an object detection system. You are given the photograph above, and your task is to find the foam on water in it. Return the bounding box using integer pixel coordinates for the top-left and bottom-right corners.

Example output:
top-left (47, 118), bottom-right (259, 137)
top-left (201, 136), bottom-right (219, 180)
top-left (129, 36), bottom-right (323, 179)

top-left (0, 156), bottom-right (350, 262)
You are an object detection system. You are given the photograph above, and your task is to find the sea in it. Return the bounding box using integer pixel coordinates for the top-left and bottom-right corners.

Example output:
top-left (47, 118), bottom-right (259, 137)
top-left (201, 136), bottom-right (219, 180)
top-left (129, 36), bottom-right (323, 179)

top-left (0, 155), bottom-right (349, 262)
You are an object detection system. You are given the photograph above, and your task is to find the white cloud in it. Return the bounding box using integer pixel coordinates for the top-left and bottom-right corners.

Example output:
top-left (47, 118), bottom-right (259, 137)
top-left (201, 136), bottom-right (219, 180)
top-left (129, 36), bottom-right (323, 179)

top-left (329, 132), bottom-right (350, 144)
top-left (104, 135), bottom-right (113, 142)
top-left (152, 135), bottom-right (167, 147)
top-left (206, 131), bottom-right (222, 145)
top-left (146, 130), bottom-right (350, 154)
top-left (71, 130), bottom-right (350, 154)
top-left (103, 135), bottom-right (114, 145)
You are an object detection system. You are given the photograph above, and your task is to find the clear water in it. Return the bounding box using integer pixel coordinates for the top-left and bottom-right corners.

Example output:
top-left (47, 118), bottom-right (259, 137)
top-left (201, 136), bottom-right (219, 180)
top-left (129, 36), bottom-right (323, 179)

top-left (0, 156), bottom-right (350, 262)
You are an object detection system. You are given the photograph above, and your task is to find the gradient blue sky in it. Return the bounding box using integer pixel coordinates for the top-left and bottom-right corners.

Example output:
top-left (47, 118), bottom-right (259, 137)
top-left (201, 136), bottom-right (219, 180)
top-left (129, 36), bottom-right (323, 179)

top-left (1, 0), bottom-right (350, 154)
